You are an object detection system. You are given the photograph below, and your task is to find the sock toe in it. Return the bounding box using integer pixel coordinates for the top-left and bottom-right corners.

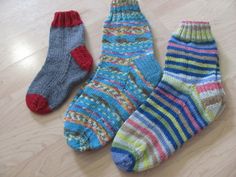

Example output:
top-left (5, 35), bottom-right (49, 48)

top-left (26, 94), bottom-right (52, 114)
top-left (64, 120), bottom-right (102, 151)
top-left (111, 147), bottom-right (135, 172)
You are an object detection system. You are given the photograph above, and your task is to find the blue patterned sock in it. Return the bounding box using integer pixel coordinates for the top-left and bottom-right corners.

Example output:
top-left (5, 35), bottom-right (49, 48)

top-left (64, 0), bottom-right (162, 151)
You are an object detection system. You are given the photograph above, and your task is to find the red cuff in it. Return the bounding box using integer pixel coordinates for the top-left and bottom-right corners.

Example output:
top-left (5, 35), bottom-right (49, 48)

top-left (51, 10), bottom-right (83, 27)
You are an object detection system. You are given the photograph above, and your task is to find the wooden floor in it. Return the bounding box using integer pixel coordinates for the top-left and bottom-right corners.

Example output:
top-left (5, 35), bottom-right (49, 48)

top-left (1, 0), bottom-right (236, 177)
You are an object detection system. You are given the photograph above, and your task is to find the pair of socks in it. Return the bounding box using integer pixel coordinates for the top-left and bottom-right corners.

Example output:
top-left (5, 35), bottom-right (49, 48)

top-left (64, 0), bottom-right (225, 172)
top-left (26, 11), bottom-right (93, 114)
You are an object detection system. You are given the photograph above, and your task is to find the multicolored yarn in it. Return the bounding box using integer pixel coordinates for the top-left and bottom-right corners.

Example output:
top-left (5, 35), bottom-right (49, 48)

top-left (111, 21), bottom-right (225, 172)
top-left (64, 0), bottom-right (162, 151)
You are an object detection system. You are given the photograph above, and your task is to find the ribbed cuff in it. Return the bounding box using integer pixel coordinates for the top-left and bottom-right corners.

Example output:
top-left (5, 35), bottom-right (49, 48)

top-left (108, 0), bottom-right (144, 22)
top-left (173, 21), bottom-right (214, 43)
top-left (51, 10), bottom-right (83, 27)
top-left (111, 0), bottom-right (140, 12)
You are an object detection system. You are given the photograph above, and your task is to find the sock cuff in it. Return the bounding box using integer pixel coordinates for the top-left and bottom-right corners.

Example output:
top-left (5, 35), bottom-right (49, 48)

top-left (108, 0), bottom-right (145, 22)
top-left (51, 10), bottom-right (83, 27)
top-left (173, 21), bottom-right (215, 43)
top-left (111, 0), bottom-right (140, 11)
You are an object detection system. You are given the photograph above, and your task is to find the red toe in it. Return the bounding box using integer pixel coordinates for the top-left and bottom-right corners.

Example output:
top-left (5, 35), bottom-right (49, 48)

top-left (26, 94), bottom-right (52, 114)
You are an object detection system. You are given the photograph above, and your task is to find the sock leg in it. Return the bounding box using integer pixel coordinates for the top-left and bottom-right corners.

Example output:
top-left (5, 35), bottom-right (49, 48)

top-left (111, 21), bottom-right (225, 172)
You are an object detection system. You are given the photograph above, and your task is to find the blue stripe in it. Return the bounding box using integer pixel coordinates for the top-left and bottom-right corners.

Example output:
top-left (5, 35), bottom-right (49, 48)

top-left (159, 81), bottom-right (208, 127)
top-left (106, 15), bottom-right (146, 23)
top-left (103, 42), bottom-right (153, 53)
top-left (143, 101), bottom-right (185, 145)
top-left (103, 32), bottom-right (152, 43)
top-left (166, 53), bottom-right (217, 65)
top-left (102, 48), bottom-right (153, 58)
top-left (149, 95), bottom-right (192, 139)
top-left (165, 68), bottom-right (216, 77)
top-left (153, 89), bottom-right (197, 134)
top-left (133, 111), bottom-right (173, 155)
top-left (110, 5), bottom-right (140, 12)
top-left (166, 60), bottom-right (218, 71)
top-left (170, 37), bottom-right (217, 47)
top-left (138, 107), bottom-right (179, 150)
top-left (167, 46), bottom-right (217, 57)
top-left (164, 71), bottom-right (220, 84)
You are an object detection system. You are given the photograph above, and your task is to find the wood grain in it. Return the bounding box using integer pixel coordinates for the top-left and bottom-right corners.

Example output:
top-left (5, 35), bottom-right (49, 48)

top-left (0, 0), bottom-right (236, 177)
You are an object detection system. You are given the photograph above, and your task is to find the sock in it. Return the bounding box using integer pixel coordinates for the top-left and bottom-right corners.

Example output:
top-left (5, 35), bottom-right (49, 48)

top-left (26, 11), bottom-right (93, 114)
top-left (111, 21), bottom-right (225, 172)
top-left (64, 0), bottom-right (162, 151)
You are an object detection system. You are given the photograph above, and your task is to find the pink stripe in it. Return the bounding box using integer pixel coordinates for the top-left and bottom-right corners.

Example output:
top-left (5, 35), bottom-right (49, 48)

top-left (156, 88), bottom-right (201, 132)
top-left (196, 82), bottom-right (223, 93)
top-left (182, 21), bottom-right (209, 24)
top-left (169, 42), bottom-right (217, 54)
top-left (127, 119), bottom-right (167, 161)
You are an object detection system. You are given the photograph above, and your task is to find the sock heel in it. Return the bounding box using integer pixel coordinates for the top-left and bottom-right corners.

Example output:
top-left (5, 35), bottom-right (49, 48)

top-left (70, 45), bottom-right (93, 71)
top-left (134, 55), bottom-right (162, 87)
top-left (196, 81), bottom-right (225, 122)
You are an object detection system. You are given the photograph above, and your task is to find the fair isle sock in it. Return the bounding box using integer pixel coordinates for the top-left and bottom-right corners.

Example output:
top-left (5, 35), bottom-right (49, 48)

top-left (111, 21), bottom-right (225, 172)
top-left (64, 0), bottom-right (162, 151)
top-left (26, 11), bottom-right (93, 114)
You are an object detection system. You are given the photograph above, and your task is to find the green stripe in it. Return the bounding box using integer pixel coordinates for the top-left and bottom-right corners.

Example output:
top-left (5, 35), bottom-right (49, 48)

top-left (163, 79), bottom-right (209, 125)
top-left (140, 105), bottom-right (181, 147)
top-left (167, 56), bottom-right (216, 68)
top-left (148, 99), bottom-right (188, 142)
top-left (166, 64), bottom-right (216, 74)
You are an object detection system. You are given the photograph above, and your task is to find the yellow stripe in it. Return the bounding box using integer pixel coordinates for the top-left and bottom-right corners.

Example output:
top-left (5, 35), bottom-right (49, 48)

top-left (141, 105), bottom-right (181, 147)
top-left (166, 64), bottom-right (215, 74)
top-left (148, 99), bottom-right (187, 141)
top-left (167, 56), bottom-right (216, 68)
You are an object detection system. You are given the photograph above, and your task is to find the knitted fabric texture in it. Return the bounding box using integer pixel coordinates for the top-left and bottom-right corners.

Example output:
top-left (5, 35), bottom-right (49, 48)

top-left (111, 21), bottom-right (225, 172)
top-left (64, 0), bottom-right (162, 151)
top-left (26, 10), bottom-right (93, 114)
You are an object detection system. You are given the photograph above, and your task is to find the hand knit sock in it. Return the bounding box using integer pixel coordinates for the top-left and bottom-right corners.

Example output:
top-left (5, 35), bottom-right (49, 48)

top-left (111, 21), bottom-right (225, 172)
top-left (26, 11), bottom-right (93, 114)
top-left (64, 0), bottom-right (162, 151)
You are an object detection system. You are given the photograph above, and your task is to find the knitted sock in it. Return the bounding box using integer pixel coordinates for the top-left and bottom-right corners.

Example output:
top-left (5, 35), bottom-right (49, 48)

top-left (111, 21), bottom-right (225, 172)
top-left (64, 0), bottom-right (162, 151)
top-left (26, 11), bottom-right (93, 114)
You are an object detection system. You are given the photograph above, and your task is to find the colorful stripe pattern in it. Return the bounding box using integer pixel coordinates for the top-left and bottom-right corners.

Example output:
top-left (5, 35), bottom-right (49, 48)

top-left (111, 21), bottom-right (225, 172)
top-left (64, 0), bottom-right (162, 151)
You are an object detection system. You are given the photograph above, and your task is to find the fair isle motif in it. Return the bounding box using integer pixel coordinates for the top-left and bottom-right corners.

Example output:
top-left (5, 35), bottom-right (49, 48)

top-left (65, 111), bottom-right (111, 144)
top-left (103, 25), bottom-right (150, 36)
top-left (111, 21), bottom-right (225, 172)
top-left (64, 0), bottom-right (162, 151)
top-left (88, 80), bottom-right (136, 114)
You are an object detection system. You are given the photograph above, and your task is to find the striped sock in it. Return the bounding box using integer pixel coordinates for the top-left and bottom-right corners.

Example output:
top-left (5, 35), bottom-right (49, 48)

top-left (111, 21), bottom-right (225, 172)
top-left (64, 0), bottom-right (162, 151)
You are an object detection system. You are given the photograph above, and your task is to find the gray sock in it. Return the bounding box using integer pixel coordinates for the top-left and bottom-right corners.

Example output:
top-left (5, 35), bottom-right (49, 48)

top-left (26, 10), bottom-right (93, 114)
